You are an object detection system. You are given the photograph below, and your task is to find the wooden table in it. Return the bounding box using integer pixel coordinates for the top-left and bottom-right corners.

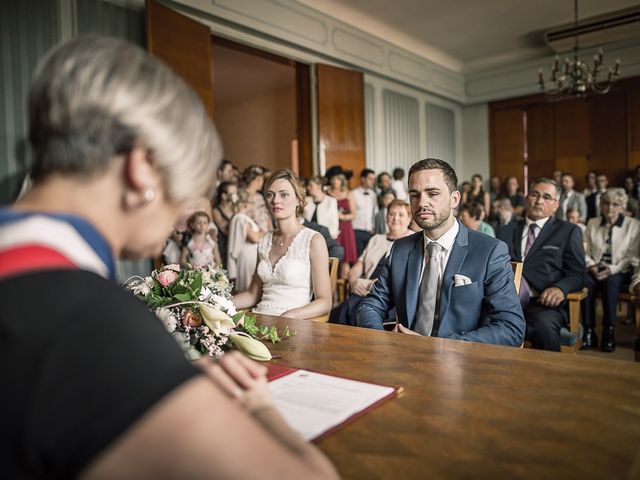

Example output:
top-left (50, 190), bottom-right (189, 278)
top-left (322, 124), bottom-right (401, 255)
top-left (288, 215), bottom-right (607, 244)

top-left (255, 314), bottom-right (640, 480)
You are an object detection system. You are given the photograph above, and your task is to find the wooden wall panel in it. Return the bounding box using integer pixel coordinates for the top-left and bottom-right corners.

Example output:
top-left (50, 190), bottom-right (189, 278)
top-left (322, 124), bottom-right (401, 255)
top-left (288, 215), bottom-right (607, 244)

top-left (590, 90), bottom-right (628, 185)
top-left (316, 64), bottom-right (365, 188)
top-left (554, 99), bottom-right (590, 190)
top-left (526, 103), bottom-right (554, 182)
top-left (146, 0), bottom-right (214, 118)
top-left (491, 108), bottom-right (525, 187)
top-left (628, 83), bottom-right (640, 169)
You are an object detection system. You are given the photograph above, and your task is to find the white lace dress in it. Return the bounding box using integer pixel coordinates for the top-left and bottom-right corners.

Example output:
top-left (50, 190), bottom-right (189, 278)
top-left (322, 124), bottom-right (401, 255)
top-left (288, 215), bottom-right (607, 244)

top-left (253, 227), bottom-right (317, 316)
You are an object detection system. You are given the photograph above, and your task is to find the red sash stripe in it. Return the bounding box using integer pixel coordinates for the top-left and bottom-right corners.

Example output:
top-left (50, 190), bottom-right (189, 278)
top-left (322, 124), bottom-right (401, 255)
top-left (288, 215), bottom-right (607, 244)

top-left (0, 245), bottom-right (77, 280)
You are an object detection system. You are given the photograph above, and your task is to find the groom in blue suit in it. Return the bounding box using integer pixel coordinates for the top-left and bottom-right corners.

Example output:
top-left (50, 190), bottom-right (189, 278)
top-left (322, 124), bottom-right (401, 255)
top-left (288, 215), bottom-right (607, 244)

top-left (357, 159), bottom-right (525, 346)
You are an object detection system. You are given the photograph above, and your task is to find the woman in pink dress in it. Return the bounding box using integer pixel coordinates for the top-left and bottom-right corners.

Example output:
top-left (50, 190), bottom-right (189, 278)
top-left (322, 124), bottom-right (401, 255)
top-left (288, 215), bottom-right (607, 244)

top-left (325, 166), bottom-right (357, 279)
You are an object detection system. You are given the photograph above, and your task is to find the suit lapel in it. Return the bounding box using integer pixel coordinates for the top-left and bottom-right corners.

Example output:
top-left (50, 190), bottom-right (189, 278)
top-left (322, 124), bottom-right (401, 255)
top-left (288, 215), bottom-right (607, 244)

top-left (437, 223), bottom-right (468, 328)
top-left (527, 216), bottom-right (556, 258)
top-left (405, 234), bottom-right (424, 329)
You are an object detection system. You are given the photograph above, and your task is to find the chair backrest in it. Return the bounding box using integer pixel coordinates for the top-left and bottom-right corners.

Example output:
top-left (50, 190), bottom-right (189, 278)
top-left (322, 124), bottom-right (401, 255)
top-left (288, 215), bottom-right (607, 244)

top-left (329, 257), bottom-right (339, 294)
top-left (510, 261), bottom-right (523, 295)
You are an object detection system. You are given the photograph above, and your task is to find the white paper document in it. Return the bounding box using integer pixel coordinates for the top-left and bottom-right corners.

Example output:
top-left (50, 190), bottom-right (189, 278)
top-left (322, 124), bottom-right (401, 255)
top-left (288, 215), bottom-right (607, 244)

top-left (268, 369), bottom-right (396, 441)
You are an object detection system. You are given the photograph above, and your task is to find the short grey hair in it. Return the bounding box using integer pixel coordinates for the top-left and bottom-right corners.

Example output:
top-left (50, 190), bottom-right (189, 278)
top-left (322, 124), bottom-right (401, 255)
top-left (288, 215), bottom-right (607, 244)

top-left (601, 188), bottom-right (628, 209)
top-left (530, 178), bottom-right (560, 200)
top-left (28, 35), bottom-right (221, 202)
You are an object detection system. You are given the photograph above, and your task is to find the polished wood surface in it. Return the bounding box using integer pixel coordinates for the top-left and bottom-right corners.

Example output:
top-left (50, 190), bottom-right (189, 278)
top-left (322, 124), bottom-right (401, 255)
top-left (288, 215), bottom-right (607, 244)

top-left (490, 108), bottom-right (525, 188)
top-left (256, 314), bottom-right (640, 479)
top-left (316, 64), bottom-right (365, 187)
top-left (146, 0), bottom-right (214, 118)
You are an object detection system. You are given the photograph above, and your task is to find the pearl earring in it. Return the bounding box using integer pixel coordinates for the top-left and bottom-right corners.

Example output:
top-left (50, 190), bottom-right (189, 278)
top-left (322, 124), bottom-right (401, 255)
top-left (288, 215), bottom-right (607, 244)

top-left (143, 188), bottom-right (156, 203)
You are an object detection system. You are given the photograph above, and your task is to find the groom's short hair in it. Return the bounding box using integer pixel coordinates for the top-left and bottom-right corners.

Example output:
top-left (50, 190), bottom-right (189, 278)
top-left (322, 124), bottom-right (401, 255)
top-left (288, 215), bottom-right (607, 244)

top-left (408, 158), bottom-right (458, 194)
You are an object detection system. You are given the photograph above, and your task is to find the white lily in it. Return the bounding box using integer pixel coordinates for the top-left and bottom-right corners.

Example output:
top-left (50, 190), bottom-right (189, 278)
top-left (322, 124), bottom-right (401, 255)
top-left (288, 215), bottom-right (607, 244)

top-left (229, 333), bottom-right (272, 361)
top-left (200, 303), bottom-right (235, 336)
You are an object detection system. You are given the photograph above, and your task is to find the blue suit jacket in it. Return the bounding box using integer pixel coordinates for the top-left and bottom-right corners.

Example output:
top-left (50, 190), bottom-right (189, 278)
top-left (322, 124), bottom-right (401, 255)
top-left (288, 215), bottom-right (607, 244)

top-left (357, 221), bottom-right (525, 346)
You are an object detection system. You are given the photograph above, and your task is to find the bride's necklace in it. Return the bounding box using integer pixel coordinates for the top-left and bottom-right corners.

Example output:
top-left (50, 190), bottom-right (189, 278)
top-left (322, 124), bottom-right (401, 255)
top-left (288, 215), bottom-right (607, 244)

top-left (275, 229), bottom-right (301, 248)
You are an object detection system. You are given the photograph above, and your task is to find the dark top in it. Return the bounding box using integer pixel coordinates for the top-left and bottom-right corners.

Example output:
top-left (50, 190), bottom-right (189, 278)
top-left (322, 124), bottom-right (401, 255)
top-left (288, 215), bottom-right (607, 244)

top-left (0, 270), bottom-right (199, 479)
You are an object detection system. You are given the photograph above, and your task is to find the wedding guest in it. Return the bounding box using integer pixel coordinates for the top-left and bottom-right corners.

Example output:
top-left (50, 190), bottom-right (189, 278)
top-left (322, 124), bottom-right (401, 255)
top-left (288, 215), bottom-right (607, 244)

top-left (216, 159), bottom-right (235, 186)
top-left (458, 202), bottom-right (495, 237)
top-left (330, 199), bottom-right (412, 326)
top-left (552, 169), bottom-right (563, 186)
top-left (227, 191), bottom-right (262, 292)
top-left (212, 181), bottom-right (238, 269)
top-left (491, 198), bottom-right (517, 237)
top-left (583, 188), bottom-right (640, 351)
top-left (462, 174), bottom-right (490, 213)
top-left (391, 167), bottom-right (408, 201)
top-left (583, 170), bottom-right (597, 196)
top-left (352, 168), bottom-right (379, 256)
top-left (234, 169), bottom-right (332, 319)
top-left (377, 171), bottom-right (392, 192)
top-left (374, 188), bottom-right (397, 234)
top-left (586, 173), bottom-right (608, 220)
top-left (162, 229), bottom-right (184, 265)
top-left (180, 210), bottom-right (221, 269)
top-left (489, 174), bottom-right (503, 205)
top-left (242, 165), bottom-right (272, 233)
top-left (326, 166), bottom-right (358, 278)
top-left (303, 175), bottom-right (339, 239)
top-left (0, 36), bottom-right (336, 480)
top-left (556, 173), bottom-right (587, 222)
top-left (623, 175), bottom-right (639, 217)
top-left (505, 176), bottom-right (525, 216)
top-left (566, 208), bottom-right (586, 234)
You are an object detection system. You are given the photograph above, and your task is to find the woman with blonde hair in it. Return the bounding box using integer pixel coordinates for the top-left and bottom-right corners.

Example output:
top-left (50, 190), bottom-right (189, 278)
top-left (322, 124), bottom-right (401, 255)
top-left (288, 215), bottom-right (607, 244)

top-left (0, 36), bottom-right (336, 480)
top-left (234, 169), bottom-right (332, 319)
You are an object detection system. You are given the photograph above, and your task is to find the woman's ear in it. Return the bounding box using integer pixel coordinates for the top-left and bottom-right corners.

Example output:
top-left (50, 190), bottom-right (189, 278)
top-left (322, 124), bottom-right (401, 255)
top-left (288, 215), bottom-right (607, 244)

top-left (123, 145), bottom-right (159, 209)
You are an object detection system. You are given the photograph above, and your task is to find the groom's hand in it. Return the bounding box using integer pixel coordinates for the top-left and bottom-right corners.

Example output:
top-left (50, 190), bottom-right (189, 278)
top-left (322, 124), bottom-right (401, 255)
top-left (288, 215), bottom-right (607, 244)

top-left (393, 323), bottom-right (420, 335)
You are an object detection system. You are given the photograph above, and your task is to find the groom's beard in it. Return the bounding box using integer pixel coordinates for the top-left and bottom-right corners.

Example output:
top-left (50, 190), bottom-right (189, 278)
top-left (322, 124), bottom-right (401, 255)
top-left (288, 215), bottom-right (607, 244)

top-left (412, 206), bottom-right (451, 232)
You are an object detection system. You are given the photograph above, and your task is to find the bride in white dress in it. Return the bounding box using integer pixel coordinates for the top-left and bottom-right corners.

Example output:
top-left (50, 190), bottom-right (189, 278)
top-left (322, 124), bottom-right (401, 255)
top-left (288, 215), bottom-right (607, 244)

top-left (233, 169), bottom-right (332, 319)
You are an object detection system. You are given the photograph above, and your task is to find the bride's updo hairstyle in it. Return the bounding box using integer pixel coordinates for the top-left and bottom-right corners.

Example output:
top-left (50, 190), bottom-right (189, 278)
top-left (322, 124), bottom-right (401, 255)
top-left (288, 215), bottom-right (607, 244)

top-left (27, 35), bottom-right (221, 203)
top-left (263, 169), bottom-right (307, 217)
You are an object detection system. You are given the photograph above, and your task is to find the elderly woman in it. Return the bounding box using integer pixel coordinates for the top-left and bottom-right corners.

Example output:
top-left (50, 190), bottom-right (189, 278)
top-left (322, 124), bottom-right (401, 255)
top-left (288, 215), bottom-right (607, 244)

top-left (329, 199), bottom-right (412, 325)
top-left (583, 188), bottom-right (640, 352)
top-left (0, 37), bottom-right (336, 479)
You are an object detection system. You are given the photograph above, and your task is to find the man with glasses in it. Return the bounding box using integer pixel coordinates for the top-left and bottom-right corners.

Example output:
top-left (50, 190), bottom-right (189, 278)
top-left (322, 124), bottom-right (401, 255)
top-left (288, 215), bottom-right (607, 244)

top-left (583, 188), bottom-right (640, 351)
top-left (498, 178), bottom-right (586, 352)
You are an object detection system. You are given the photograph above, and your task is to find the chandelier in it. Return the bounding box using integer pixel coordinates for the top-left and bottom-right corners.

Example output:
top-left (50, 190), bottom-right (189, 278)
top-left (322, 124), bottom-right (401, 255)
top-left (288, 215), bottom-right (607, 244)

top-left (538, 0), bottom-right (621, 97)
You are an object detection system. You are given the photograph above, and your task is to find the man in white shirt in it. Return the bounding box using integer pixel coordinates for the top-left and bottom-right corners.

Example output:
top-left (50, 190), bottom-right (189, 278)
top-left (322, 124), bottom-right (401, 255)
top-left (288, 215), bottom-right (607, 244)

top-left (352, 168), bottom-right (378, 256)
top-left (556, 173), bottom-right (587, 222)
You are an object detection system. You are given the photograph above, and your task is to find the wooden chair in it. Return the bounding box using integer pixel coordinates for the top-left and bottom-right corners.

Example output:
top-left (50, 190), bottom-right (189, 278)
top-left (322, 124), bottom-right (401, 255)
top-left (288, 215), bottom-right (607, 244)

top-left (618, 292), bottom-right (640, 362)
top-left (562, 288), bottom-right (588, 353)
top-left (309, 257), bottom-right (339, 323)
top-left (510, 261), bottom-right (523, 294)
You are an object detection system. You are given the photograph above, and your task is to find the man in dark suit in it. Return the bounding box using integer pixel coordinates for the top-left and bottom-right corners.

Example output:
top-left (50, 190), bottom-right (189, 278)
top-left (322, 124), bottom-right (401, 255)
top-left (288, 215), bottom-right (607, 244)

top-left (357, 158), bottom-right (525, 346)
top-left (497, 178), bottom-right (586, 351)
top-left (586, 173), bottom-right (608, 220)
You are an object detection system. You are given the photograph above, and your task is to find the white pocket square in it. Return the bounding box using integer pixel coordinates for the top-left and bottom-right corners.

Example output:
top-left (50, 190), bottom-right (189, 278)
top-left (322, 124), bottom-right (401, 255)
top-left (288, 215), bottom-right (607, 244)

top-left (453, 274), bottom-right (472, 287)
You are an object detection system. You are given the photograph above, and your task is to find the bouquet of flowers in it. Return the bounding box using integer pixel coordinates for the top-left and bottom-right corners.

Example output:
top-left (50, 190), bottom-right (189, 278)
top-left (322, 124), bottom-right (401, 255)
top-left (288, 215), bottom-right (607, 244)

top-left (124, 264), bottom-right (292, 361)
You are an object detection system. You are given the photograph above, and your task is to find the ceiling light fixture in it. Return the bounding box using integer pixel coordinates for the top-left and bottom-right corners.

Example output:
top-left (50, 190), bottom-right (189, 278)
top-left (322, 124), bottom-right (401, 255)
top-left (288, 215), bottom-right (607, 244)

top-left (538, 0), bottom-right (621, 97)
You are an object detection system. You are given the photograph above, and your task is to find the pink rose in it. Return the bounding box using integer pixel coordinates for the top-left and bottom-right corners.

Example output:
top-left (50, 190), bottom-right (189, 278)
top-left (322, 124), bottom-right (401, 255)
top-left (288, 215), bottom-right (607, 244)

top-left (157, 269), bottom-right (179, 287)
top-left (182, 309), bottom-right (202, 327)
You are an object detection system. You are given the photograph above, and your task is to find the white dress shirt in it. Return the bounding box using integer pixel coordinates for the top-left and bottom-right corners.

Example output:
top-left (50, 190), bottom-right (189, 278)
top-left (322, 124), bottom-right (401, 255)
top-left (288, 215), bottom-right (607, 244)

top-left (419, 219), bottom-right (459, 284)
top-left (352, 187), bottom-right (378, 232)
top-left (521, 216), bottom-right (551, 260)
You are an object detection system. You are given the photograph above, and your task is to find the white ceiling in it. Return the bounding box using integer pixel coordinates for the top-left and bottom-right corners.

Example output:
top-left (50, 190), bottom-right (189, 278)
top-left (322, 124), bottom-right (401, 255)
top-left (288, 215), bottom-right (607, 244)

top-left (298, 0), bottom-right (640, 73)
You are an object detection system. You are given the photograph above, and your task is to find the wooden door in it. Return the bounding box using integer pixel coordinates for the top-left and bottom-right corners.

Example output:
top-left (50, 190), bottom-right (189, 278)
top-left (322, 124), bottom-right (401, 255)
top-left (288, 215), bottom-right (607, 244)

top-left (526, 103), bottom-right (555, 183)
top-left (316, 64), bottom-right (365, 187)
top-left (146, 0), bottom-right (214, 118)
